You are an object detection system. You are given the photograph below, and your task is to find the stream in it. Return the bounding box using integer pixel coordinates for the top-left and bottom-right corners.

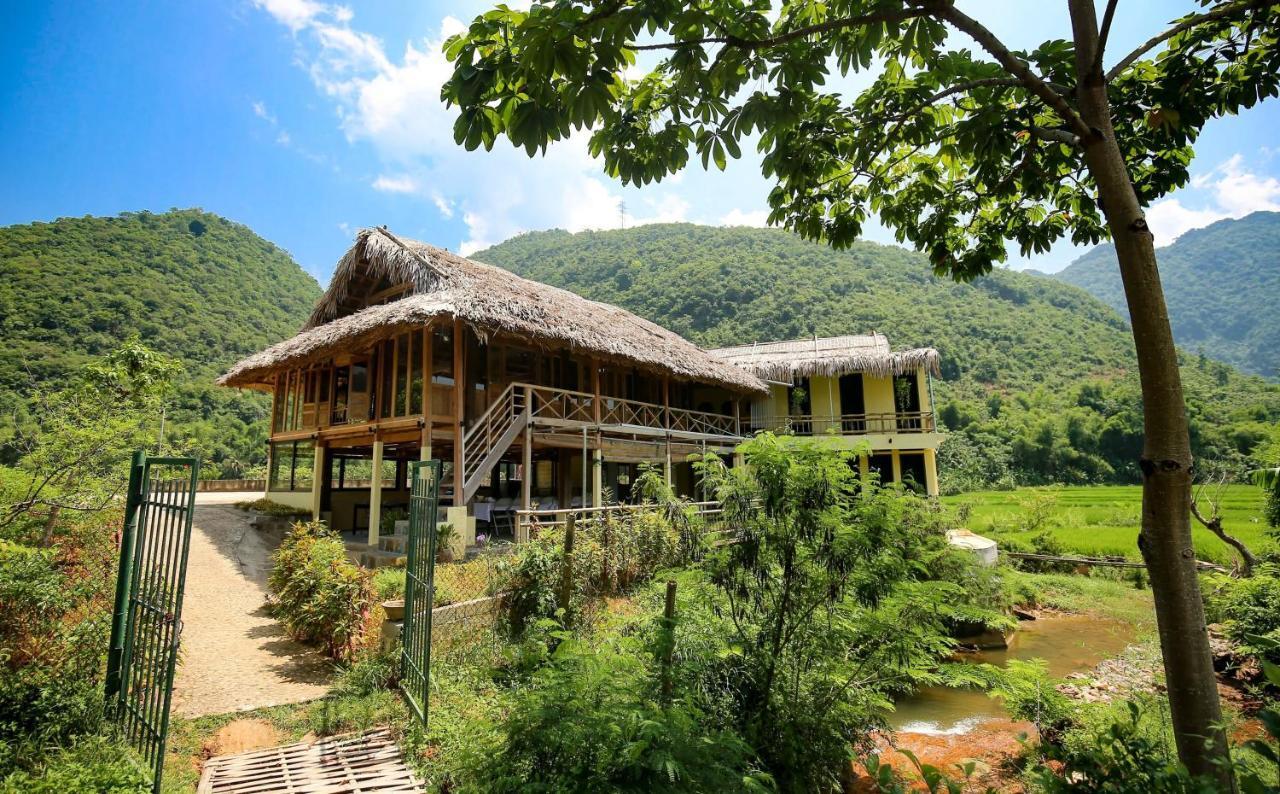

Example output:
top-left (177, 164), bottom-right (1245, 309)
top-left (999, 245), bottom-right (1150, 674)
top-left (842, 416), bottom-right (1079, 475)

top-left (889, 613), bottom-right (1133, 735)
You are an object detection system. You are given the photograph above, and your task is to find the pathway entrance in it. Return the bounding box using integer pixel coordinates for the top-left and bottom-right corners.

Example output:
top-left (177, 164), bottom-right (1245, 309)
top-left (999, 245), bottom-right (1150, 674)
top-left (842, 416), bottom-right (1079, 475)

top-left (172, 494), bottom-right (333, 717)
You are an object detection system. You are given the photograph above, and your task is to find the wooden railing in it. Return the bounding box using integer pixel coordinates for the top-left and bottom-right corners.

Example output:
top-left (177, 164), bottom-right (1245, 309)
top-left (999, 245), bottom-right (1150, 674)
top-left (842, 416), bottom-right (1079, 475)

top-left (527, 384), bottom-right (595, 424)
top-left (460, 384), bottom-right (528, 501)
top-left (749, 411), bottom-right (935, 436)
top-left (513, 501), bottom-right (726, 543)
top-left (514, 383), bottom-right (739, 439)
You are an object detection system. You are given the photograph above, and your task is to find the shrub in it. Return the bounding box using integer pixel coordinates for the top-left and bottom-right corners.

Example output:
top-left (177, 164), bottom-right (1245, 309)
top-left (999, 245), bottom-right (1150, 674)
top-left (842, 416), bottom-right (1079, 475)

top-left (0, 512), bottom-right (117, 774)
top-left (1032, 702), bottom-right (1214, 793)
top-left (1203, 568), bottom-right (1280, 663)
top-left (503, 508), bottom-right (682, 630)
top-left (0, 734), bottom-right (149, 794)
top-left (234, 497), bottom-right (308, 517)
top-left (268, 521), bottom-right (373, 660)
top-left (457, 630), bottom-right (766, 793)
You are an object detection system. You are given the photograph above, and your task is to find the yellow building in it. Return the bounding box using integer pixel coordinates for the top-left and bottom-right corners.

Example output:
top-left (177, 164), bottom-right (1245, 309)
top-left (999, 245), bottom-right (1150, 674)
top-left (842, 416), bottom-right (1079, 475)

top-left (707, 335), bottom-right (944, 496)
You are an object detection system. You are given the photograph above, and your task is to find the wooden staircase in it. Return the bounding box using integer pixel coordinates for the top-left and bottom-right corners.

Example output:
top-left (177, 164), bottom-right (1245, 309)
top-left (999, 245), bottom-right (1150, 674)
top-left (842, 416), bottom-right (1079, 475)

top-left (458, 383), bottom-right (529, 505)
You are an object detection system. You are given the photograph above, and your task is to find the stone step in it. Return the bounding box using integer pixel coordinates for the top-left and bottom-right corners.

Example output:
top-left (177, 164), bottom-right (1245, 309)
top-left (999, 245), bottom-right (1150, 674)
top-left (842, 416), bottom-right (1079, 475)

top-left (379, 534), bottom-right (409, 553)
top-left (359, 548), bottom-right (406, 569)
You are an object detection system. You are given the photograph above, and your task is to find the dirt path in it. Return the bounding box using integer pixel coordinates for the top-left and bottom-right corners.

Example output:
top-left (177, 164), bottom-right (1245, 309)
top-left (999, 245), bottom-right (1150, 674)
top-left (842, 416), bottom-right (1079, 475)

top-left (172, 498), bottom-right (334, 717)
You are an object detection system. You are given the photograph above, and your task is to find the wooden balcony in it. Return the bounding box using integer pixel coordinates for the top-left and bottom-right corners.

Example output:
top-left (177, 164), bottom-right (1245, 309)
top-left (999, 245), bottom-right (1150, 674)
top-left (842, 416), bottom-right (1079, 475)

top-left (748, 411), bottom-right (936, 436)
top-left (522, 383), bottom-right (741, 440)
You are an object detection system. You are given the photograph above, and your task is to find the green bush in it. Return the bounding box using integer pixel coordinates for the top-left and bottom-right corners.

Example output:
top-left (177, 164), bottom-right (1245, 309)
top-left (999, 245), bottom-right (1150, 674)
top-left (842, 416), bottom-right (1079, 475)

top-left (1032, 701), bottom-right (1216, 793)
top-left (0, 733), bottom-right (149, 794)
top-left (0, 518), bottom-right (116, 774)
top-left (1203, 568), bottom-right (1280, 663)
top-left (502, 507), bottom-right (682, 630)
top-left (268, 521), bottom-right (373, 660)
top-left (234, 497), bottom-right (308, 517)
top-left (457, 629), bottom-right (767, 793)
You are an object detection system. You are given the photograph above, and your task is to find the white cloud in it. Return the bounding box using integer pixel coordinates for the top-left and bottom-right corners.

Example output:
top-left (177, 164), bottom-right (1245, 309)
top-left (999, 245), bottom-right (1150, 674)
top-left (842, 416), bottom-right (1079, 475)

top-left (275, 130), bottom-right (292, 145)
top-left (1147, 154), bottom-right (1280, 245)
top-left (718, 207), bottom-right (770, 227)
top-left (255, 0), bottom-right (329, 32)
top-left (251, 100), bottom-right (276, 124)
top-left (431, 192), bottom-right (454, 219)
top-left (371, 173), bottom-right (418, 193)
top-left (251, 4), bottom-right (717, 254)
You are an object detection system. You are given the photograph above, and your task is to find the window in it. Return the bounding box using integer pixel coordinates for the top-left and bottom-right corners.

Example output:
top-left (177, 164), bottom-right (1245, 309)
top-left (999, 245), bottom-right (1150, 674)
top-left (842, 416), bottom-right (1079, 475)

top-left (867, 453), bottom-right (894, 486)
top-left (788, 377), bottom-right (812, 415)
top-left (898, 453), bottom-right (927, 494)
top-left (269, 441), bottom-right (315, 492)
top-left (838, 373), bottom-right (865, 416)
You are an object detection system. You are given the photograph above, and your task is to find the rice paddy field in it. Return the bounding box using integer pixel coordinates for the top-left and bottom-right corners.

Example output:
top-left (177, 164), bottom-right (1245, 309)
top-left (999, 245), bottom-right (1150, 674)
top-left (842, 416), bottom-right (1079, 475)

top-left (942, 484), bottom-right (1272, 566)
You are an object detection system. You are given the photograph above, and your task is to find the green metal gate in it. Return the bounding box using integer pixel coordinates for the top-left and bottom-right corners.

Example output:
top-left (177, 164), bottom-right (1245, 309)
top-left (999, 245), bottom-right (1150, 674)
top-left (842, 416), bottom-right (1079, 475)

top-left (105, 450), bottom-right (200, 792)
top-left (401, 458), bottom-right (442, 726)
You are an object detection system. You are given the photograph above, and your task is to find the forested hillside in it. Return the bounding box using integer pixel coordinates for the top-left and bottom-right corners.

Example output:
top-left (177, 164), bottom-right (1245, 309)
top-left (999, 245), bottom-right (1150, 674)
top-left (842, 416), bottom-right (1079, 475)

top-left (477, 224), bottom-right (1280, 489)
top-left (0, 209), bottom-right (321, 474)
top-left (1056, 212), bottom-right (1280, 379)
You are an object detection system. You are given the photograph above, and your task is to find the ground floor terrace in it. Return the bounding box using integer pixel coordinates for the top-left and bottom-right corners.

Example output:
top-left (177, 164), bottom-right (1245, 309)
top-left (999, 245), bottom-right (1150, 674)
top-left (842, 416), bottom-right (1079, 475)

top-left (260, 381), bottom-right (941, 557)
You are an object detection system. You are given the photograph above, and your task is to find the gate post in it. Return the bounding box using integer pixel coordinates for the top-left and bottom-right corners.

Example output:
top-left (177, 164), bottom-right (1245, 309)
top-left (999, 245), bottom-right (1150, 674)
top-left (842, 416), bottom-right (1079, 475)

top-left (105, 449), bottom-right (145, 703)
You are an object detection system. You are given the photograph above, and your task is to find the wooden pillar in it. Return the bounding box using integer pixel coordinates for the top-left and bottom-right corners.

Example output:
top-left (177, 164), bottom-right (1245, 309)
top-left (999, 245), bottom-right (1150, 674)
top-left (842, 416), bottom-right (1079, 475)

top-left (591, 359), bottom-right (601, 425)
top-left (369, 439), bottom-right (384, 546)
top-left (519, 391), bottom-right (529, 512)
top-left (310, 442), bottom-right (325, 521)
top-left (452, 318), bottom-right (465, 506)
top-left (662, 377), bottom-right (673, 485)
top-left (592, 445), bottom-right (603, 508)
top-left (924, 448), bottom-right (940, 497)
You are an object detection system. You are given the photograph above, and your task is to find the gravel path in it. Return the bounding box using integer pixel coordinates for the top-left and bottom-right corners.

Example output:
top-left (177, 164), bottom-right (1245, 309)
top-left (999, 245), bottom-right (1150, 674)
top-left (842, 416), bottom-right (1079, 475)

top-left (172, 499), bottom-right (334, 717)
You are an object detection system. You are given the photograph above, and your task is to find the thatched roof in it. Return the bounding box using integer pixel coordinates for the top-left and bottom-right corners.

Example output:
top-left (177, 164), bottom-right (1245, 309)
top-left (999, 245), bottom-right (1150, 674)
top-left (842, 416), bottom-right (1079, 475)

top-left (219, 228), bottom-right (765, 393)
top-left (707, 334), bottom-right (940, 382)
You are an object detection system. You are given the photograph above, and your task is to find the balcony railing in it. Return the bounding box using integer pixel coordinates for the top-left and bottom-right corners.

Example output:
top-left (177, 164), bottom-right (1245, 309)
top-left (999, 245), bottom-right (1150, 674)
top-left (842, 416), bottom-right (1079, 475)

top-left (519, 383), bottom-right (740, 439)
top-left (749, 411), bottom-right (935, 436)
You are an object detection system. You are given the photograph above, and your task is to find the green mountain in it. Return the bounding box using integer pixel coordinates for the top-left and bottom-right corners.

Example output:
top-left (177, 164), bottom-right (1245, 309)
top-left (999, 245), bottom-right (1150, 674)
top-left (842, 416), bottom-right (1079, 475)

top-left (1055, 212), bottom-right (1280, 380)
top-left (0, 209), bottom-right (321, 474)
top-left (477, 224), bottom-right (1280, 489)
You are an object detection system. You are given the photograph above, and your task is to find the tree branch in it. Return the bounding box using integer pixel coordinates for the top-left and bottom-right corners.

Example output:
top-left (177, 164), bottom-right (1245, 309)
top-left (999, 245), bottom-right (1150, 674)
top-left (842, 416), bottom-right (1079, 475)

top-left (1093, 0), bottom-right (1121, 77)
top-left (933, 3), bottom-right (1094, 140)
top-left (629, 6), bottom-right (931, 51)
top-left (1190, 498), bottom-right (1257, 577)
top-left (1029, 126), bottom-right (1081, 146)
top-left (1105, 0), bottom-right (1271, 82)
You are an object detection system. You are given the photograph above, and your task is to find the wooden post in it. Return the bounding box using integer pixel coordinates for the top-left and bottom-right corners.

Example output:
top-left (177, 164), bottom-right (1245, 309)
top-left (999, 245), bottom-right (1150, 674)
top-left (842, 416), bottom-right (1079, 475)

top-left (522, 385), bottom-right (533, 513)
top-left (310, 442), bottom-right (325, 520)
top-left (592, 446), bottom-right (603, 508)
top-left (660, 579), bottom-right (677, 703)
top-left (422, 324), bottom-right (432, 419)
top-left (369, 438), bottom-right (384, 546)
top-left (558, 514), bottom-right (576, 618)
top-left (591, 359), bottom-right (601, 425)
top-left (452, 319), bottom-right (465, 506)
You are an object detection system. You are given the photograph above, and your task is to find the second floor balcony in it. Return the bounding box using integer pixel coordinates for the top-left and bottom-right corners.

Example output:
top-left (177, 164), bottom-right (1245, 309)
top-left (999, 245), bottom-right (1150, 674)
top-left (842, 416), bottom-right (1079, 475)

top-left (748, 411), bottom-right (936, 436)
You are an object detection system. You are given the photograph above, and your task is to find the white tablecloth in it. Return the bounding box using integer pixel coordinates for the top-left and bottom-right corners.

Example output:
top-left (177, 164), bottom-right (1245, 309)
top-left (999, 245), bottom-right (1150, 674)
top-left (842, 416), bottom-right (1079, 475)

top-left (474, 502), bottom-right (494, 522)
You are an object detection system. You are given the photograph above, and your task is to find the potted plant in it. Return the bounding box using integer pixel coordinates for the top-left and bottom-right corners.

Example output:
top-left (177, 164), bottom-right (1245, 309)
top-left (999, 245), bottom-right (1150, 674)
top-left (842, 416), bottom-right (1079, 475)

top-left (435, 522), bottom-right (458, 563)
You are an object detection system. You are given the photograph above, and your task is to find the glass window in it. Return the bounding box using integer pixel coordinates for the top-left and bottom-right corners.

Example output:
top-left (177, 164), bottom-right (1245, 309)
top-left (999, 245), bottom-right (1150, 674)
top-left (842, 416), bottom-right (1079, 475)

top-left (292, 442), bottom-right (314, 491)
top-left (395, 334), bottom-right (410, 416)
top-left (269, 442), bottom-right (292, 491)
top-left (379, 339), bottom-right (394, 419)
top-left (409, 332), bottom-right (424, 415)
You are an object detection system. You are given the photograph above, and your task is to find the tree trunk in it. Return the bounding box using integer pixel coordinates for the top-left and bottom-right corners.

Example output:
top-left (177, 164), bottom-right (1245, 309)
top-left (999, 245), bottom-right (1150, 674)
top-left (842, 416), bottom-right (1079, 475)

top-left (1067, 2), bottom-right (1232, 786)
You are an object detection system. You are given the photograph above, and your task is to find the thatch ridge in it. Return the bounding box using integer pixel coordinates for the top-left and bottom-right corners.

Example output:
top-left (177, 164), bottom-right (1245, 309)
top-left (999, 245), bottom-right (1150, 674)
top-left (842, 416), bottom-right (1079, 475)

top-left (219, 228), bottom-right (765, 393)
top-left (707, 334), bottom-right (941, 381)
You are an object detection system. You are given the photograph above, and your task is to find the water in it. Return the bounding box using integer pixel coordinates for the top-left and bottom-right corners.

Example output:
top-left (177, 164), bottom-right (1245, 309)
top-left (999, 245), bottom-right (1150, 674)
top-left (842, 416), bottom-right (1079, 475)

top-left (890, 614), bottom-right (1133, 734)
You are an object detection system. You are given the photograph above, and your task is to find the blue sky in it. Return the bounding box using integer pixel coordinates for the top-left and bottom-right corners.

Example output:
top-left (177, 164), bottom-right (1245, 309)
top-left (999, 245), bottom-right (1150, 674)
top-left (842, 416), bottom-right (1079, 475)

top-left (3, 1), bottom-right (1279, 283)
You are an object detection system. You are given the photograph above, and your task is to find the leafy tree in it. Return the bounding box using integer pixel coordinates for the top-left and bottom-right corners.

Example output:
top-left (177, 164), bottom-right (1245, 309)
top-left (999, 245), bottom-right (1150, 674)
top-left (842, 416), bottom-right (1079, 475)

top-left (1, 339), bottom-right (180, 538)
top-left (442, 1), bottom-right (1280, 779)
top-left (691, 435), bottom-right (996, 788)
